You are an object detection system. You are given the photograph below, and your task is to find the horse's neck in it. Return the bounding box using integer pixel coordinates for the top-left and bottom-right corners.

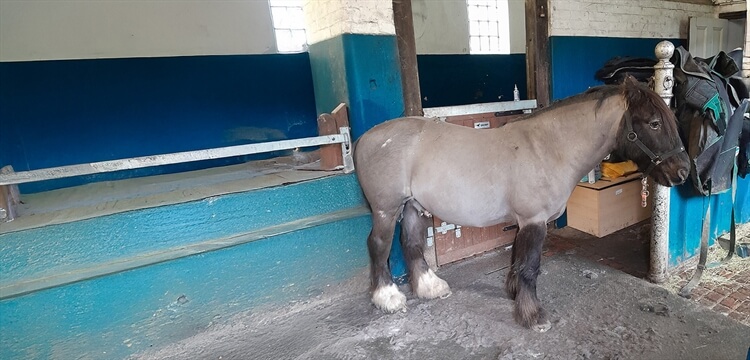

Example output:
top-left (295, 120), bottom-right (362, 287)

top-left (533, 96), bottom-right (625, 180)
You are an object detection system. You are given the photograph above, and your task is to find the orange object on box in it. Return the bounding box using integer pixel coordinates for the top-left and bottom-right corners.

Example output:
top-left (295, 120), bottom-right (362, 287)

top-left (601, 160), bottom-right (638, 179)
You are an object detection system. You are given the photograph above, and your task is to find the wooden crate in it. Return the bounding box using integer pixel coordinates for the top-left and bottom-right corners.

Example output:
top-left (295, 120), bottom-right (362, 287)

top-left (566, 173), bottom-right (652, 237)
top-left (431, 217), bottom-right (517, 266)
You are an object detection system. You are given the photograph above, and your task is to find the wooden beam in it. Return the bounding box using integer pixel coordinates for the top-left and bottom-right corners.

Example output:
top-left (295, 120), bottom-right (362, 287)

top-left (662, 0), bottom-right (713, 5)
top-left (719, 11), bottom-right (746, 20)
top-left (526, 0), bottom-right (550, 107)
top-left (393, 0), bottom-right (423, 116)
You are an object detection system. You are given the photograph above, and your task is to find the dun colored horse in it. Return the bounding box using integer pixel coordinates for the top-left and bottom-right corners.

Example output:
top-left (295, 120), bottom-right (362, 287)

top-left (354, 77), bottom-right (690, 331)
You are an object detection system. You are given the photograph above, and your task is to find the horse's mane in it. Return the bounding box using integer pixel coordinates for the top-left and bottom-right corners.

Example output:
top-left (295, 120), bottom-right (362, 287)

top-left (519, 81), bottom-right (679, 138)
top-left (525, 84), bottom-right (619, 119)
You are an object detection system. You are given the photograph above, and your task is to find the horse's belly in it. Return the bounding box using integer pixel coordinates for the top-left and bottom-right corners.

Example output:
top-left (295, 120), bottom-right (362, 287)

top-left (412, 189), bottom-right (514, 228)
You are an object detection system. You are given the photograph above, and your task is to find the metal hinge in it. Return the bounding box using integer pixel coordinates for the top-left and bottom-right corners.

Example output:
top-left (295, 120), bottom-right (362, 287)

top-left (426, 222), bottom-right (462, 245)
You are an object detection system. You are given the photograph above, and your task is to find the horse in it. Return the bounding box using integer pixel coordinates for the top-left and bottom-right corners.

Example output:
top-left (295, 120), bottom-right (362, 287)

top-left (353, 76), bottom-right (690, 332)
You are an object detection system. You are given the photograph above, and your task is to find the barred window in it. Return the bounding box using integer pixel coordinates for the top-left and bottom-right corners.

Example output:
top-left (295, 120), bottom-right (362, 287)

top-left (467, 0), bottom-right (510, 54)
top-left (269, 0), bottom-right (307, 53)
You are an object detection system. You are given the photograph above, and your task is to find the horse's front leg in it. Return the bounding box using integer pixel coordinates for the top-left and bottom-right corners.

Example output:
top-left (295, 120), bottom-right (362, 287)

top-left (368, 209), bottom-right (407, 313)
top-left (506, 222), bottom-right (551, 332)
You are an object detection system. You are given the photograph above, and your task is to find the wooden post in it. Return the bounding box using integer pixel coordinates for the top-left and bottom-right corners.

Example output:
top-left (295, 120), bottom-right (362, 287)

top-left (393, 0), bottom-right (423, 116)
top-left (317, 103), bottom-right (350, 170)
top-left (525, 0), bottom-right (550, 107)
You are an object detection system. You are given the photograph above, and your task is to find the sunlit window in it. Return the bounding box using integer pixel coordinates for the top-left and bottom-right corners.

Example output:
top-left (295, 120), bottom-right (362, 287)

top-left (467, 0), bottom-right (510, 54)
top-left (269, 0), bottom-right (307, 53)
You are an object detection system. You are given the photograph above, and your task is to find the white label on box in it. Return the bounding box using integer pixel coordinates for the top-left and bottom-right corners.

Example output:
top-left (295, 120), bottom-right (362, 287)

top-left (474, 121), bottom-right (491, 129)
top-left (615, 188), bottom-right (623, 196)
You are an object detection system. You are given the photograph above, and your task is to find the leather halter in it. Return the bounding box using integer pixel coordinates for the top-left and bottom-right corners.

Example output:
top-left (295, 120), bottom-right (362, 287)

top-left (623, 111), bottom-right (685, 178)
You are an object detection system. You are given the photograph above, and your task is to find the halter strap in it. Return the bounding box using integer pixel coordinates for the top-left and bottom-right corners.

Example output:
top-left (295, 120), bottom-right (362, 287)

top-left (624, 112), bottom-right (685, 178)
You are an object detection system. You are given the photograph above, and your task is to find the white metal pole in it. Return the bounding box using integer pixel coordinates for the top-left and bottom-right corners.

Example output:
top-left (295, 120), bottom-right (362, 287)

top-left (0, 134), bottom-right (349, 186)
top-left (649, 40), bottom-right (675, 283)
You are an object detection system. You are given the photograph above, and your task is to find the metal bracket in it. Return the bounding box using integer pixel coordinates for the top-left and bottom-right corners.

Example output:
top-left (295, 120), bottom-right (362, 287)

top-left (340, 127), bottom-right (355, 174)
top-left (426, 226), bottom-right (434, 247)
top-left (431, 221), bottom-right (461, 238)
top-left (0, 166), bottom-right (20, 223)
top-left (435, 221), bottom-right (455, 234)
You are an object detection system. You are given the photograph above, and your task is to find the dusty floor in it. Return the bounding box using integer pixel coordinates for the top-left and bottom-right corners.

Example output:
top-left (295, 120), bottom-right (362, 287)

top-left (548, 221), bottom-right (750, 327)
top-left (133, 234), bottom-right (750, 360)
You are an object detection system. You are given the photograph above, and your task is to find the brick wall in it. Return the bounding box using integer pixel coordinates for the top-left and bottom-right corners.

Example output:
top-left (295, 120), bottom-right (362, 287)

top-left (549, 0), bottom-right (713, 39)
top-left (303, 0), bottom-right (395, 45)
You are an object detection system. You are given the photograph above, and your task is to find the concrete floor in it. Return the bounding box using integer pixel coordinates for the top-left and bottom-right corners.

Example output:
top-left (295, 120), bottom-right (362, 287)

top-left (547, 221), bottom-right (750, 327)
top-left (132, 230), bottom-right (750, 360)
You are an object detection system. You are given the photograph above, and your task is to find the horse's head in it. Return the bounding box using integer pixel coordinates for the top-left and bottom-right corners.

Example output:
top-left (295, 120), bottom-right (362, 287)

top-left (615, 76), bottom-right (690, 186)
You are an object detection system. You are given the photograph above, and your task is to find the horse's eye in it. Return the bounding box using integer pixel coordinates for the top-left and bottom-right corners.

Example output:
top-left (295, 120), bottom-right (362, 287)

top-left (649, 120), bottom-right (661, 130)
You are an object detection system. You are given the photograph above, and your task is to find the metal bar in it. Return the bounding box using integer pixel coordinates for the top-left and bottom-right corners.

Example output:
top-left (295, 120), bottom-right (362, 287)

top-left (423, 100), bottom-right (537, 118)
top-left (0, 134), bottom-right (347, 186)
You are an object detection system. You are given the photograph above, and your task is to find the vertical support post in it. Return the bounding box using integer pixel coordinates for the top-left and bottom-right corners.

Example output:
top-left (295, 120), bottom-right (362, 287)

top-left (392, 0), bottom-right (427, 277)
top-left (393, 0), bottom-right (423, 116)
top-left (525, 0), bottom-right (550, 107)
top-left (649, 40), bottom-right (675, 283)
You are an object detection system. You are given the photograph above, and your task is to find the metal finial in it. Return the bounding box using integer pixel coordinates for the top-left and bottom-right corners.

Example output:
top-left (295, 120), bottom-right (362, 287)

top-left (654, 41), bottom-right (675, 62)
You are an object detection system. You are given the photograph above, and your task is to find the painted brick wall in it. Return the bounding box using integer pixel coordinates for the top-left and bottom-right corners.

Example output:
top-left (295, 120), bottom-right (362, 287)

top-left (0, 0), bottom-right (276, 61)
top-left (549, 0), bottom-right (713, 39)
top-left (303, 0), bottom-right (395, 45)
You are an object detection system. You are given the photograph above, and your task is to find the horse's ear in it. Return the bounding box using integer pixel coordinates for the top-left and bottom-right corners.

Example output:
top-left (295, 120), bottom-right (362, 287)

top-left (623, 75), bottom-right (640, 87)
top-left (621, 75), bottom-right (646, 105)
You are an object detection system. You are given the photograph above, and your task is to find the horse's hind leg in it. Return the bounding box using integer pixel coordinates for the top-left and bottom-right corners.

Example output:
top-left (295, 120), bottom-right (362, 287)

top-left (505, 234), bottom-right (519, 300)
top-left (369, 207), bottom-right (407, 313)
top-left (508, 222), bottom-right (551, 332)
top-left (401, 200), bottom-right (451, 300)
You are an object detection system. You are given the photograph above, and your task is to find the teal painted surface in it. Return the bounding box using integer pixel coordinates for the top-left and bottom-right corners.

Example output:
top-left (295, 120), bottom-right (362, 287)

top-left (308, 36), bottom-right (350, 121)
top-left (0, 215), bottom-right (371, 360)
top-left (342, 34), bottom-right (405, 139)
top-left (308, 33), bottom-right (407, 279)
top-left (308, 34), bottom-right (405, 139)
top-left (0, 175), bottom-right (366, 291)
top-left (668, 176), bottom-right (750, 266)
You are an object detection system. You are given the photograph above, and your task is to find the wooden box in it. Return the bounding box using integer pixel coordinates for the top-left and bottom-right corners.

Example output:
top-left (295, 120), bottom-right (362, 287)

top-left (566, 173), bottom-right (652, 238)
top-left (431, 216), bottom-right (517, 266)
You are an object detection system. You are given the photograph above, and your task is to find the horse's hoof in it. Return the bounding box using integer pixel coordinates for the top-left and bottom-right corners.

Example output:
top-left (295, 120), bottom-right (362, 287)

top-left (372, 283), bottom-right (407, 313)
top-left (413, 269), bottom-right (452, 300)
top-left (532, 320), bottom-right (552, 333)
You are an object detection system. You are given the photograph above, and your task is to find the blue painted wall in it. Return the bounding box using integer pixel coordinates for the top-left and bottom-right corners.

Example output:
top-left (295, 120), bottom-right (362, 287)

top-left (0, 54), bottom-right (318, 193)
top-left (417, 54), bottom-right (528, 107)
top-left (668, 176), bottom-right (750, 266)
top-left (309, 34), bottom-right (405, 140)
top-left (550, 36), bottom-right (685, 100)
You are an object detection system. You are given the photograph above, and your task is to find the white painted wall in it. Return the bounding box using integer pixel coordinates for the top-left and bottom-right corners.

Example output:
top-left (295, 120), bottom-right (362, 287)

top-left (412, 0), bottom-right (470, 54)
top-left (303, 0), bottom-right (395, 45)
top-left (0, 0), bottom-right (276, 62)
top-left (411, 0), bottom-right (526, 54)
top-left (549, 0), bottom-right (714, 39)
